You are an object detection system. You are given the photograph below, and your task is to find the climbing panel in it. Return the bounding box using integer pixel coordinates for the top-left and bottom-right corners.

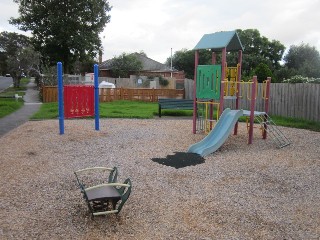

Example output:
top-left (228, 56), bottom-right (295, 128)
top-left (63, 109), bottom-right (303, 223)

top-left (196, 65), bottom-right (221, 100)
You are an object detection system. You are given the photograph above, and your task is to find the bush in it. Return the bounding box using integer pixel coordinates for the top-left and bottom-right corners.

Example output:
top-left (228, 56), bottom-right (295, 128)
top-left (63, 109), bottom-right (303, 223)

top-left (158, 76), bottom-right (169, 86)
top-left (282, 75), bottom-right (320, 84)
top-left (254, 63), bottom-right (273, 82)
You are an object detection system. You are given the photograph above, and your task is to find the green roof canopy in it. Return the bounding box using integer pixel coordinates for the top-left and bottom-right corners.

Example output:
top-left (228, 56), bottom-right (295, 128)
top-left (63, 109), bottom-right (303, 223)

top-left (193, 30), bottom-right (243, 52)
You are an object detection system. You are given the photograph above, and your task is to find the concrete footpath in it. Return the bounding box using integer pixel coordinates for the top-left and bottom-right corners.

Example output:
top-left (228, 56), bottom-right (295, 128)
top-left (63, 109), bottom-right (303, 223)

top-left (0, 78), bottom-right (42, 137)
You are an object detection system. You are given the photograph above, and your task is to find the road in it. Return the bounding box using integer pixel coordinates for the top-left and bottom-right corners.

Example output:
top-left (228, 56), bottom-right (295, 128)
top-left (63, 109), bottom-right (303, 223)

top-left (0, 76), bottom-right (13, 92)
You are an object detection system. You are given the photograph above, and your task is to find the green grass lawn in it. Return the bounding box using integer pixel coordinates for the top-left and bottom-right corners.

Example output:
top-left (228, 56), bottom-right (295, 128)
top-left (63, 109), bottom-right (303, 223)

top-left (31, 100), bottom-right (194, 120)
top-left (32, 101), bottom-right (159, 119)
top-left (269, 115), bottom-right (320, 132)
top-left (0, 78), bottom-right (29, 118)
top-left (0, 98), bottom-right (24, 118)
top-left (31, 100), bottom-right (320, 132)
top-left (100, 100), bottom-right (157, 118)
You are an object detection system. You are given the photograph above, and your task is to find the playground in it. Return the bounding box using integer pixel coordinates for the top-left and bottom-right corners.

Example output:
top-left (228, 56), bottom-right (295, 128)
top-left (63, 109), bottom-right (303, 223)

top-left (0, 118), bottom-right (319, 239)
top-left (1, 30), bottom-right (319, 239)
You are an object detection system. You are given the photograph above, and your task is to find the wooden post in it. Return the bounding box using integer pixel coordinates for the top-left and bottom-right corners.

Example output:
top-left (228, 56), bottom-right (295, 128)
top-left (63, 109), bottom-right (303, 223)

top-left (234, 50), bottom-right (242, 135)
top-left (219, 47), bottom-right (227, 116)
top-left (193, 50), bottom-right (199, 134)
top-left (212, 51), bottom-right (216, 65)
top-left (248, 76), bottom-right (257, 144)
top-left (263, 77), bottom-right (271, 139)
top-left (152, 88), bottom-right (155, 102)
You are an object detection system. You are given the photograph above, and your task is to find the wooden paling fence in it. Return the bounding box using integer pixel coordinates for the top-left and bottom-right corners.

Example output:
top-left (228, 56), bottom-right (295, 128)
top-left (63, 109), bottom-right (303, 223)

top-left (42, 86), bottom-right (58, 103)
top-left (42, 83), bottom-right (320, 122)
top-left (268, 83), bottom-right (319, 122)
top-left (222, 83), bottom-right (320, 122)
top-left (42, 86), bottom-right (184, 103)
top-left (99, 88), bottom-right (184, 102)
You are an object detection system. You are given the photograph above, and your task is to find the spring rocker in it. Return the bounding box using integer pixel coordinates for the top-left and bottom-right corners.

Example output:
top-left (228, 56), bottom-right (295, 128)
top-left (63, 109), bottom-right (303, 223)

top-left (188, 31), bottom-right (290, 157)
top-left (74, 167), bottom-right (132, 218)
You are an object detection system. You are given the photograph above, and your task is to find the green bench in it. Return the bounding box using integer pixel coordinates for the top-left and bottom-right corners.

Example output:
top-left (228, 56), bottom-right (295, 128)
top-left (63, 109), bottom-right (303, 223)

top-left (158, 98), bottom-right (194, 117)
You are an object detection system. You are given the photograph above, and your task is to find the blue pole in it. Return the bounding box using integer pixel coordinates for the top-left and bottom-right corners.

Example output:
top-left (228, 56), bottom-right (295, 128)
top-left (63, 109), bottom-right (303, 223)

top-left (57, 62), bottom-right (64, 134)
top-left (94, 64), bottom-right (100, 131)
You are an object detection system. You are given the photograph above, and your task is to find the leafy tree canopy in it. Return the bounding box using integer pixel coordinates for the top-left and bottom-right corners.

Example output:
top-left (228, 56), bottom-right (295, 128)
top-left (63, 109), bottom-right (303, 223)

top-left (0, 31), bottom-right (30, 56)
top-left (0, 31), bottom-right (40, 87)
top-left (166, 48), bottom-right (212, 79)
top-left (232, 29), bottom-right (285, 79)
top-left (283, 43), bottom-right (320, 78)
top-left (0, 31), bottom-right (30, 75)
top-left (109, 53), bottom-right (143, 78)
top-left (10, 0), bottom-right (112, 73)
top-left (254, 63), bottom-right (273, 82)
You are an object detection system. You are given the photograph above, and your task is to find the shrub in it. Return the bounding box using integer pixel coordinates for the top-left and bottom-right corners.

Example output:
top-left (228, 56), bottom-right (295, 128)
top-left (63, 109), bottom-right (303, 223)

top-left (158, 76), bottom-right (169, 86)
top-left (282, 75), bottom-right (320, 84)
top-left (254, 63), bottom-right (273, 82)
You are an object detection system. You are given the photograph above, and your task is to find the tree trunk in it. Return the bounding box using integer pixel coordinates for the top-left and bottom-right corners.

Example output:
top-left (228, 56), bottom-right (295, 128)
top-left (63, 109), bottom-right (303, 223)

top-left (13, 77), bottom-right (21, 88)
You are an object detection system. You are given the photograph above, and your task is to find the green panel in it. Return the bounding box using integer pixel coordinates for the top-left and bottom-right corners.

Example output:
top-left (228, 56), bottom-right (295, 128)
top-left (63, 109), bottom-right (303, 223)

top-left (196, 65), bottom-right (221, 100)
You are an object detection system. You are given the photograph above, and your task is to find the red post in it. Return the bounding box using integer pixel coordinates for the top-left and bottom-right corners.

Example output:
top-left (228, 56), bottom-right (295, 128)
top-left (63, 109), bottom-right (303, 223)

top-left (210, 51), bottom-right (216, 129)
top-left (263, 77), bottom-right (271, 139)
top-left (219, 47), bottom-right (227, 116)
top-left (212, 52), bottom-right (216, 65)
top-left (234, 50), bottom-right (242, 135)
top-left (248, 76), bottom-right (257, 144)
top-left (192, 50), bottom-right (199, 134)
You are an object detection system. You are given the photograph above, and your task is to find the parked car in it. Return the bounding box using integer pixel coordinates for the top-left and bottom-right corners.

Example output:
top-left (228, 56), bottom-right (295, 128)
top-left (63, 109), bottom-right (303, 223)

top-left (5, 74), bottom-right (10, 77)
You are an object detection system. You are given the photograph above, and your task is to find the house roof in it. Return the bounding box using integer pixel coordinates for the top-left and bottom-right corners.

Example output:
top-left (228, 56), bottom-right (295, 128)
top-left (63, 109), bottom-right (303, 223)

top-left (193, 30), bottom-right (243, 52)
top-left (100, 52), bottom-right (173, 71)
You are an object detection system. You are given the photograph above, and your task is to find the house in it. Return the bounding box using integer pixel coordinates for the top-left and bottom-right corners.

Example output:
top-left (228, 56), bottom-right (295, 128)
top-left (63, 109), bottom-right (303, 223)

top-left (99, 52), bottom-right (185, 80)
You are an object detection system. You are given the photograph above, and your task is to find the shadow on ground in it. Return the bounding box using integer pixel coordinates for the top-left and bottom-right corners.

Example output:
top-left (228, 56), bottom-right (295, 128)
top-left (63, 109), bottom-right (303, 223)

top-left (151, 152), bottom-right (205, 169)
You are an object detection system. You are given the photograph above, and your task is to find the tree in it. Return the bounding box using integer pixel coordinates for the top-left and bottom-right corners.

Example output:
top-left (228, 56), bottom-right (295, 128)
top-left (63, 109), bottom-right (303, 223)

top-left (283, 43), bottom-right (320, 78)
top-left (254, 63), bottom-right (273, 82)
top-left (7, 46), bottom-right (41, 87)
top-left (109, 53), bottom-right (143, 78)
top-left (166, 49), bottom-right (212, 79)
top-left (0, 50), bottom-right (8, 76)
top-left (234, 29), bottom-right (285, 80)
top-left (0, 31), bottom-right (40, 87)
top-left (11, 0), bottom-right (112, 73)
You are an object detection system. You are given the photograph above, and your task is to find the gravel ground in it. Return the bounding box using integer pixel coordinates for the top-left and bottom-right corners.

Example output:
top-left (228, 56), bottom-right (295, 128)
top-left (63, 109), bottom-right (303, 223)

top-left (0, 118), bottom-right (319, 240)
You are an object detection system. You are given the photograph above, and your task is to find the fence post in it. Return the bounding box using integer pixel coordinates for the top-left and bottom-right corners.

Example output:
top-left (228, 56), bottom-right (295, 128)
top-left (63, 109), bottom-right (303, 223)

top-left (152, 88), bottom-right (155, 102)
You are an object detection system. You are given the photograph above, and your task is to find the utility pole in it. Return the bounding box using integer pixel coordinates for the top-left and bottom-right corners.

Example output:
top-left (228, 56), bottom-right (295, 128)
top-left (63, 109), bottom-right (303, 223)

top-left (170, 48), bottom-right (173, 78)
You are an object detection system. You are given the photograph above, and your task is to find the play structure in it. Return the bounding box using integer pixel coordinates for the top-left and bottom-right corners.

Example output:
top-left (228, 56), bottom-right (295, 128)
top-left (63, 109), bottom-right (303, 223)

top-left (187, 31), bottom-right (290, 157)
top-left (57, 62), bottom-right (100, 134)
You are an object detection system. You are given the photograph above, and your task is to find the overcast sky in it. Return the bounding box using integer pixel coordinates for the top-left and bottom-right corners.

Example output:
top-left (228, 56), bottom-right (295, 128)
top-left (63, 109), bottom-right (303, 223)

top-left (1, 0), bottom-right (319, 63)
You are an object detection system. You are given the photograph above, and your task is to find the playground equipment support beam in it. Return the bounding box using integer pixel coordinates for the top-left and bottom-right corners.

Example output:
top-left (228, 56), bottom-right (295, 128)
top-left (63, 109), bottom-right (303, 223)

top-left (219, 47), bottom-right (227, 116)
top-left (234, 50), bottom-right (242, 135)
top-left (94, 64), bottom-right (100, 131)
top-left (212, 52), bottom-right (216, 65)
top-left (248, 76), bottom-right (257, 144)
top-left (263, 77), bottom-right (271, 139)
top-left (57, 62), bottom-right (64, 135)
top-left (193, 50), bottom-right (199, 134)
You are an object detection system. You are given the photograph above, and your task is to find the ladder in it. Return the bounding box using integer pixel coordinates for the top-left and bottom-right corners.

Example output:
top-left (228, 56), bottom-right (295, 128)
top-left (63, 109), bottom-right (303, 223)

top-left (255, 114), bottom-right (291, 148)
